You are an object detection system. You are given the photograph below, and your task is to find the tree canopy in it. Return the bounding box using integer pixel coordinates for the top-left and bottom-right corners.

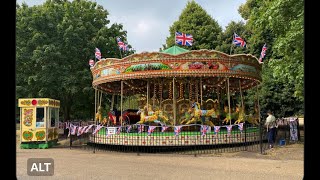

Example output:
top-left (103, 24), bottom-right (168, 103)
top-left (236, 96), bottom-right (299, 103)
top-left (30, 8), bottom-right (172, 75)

top-left (163, 0), bottom-right (222, 50)
top-left (239, 0), bottom-right (304, 117)
top-left (16, 0), bottom-right (134, 120)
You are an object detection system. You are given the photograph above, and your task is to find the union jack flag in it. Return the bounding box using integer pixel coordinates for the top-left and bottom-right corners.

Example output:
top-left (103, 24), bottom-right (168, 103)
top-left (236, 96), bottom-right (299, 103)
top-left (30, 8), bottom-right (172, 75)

top-left (200, 125), bottom-right (209, 136)
top-left (85, 125), bottom-right (94, 133)
top-left (233, 33), bottom-right (246, 48)
top-left (116, 127), bottom-right (121, 134)
top-left (238, 123), bottom-right (244, 133)
top-left (213, 126), bottom-right (220, 135)
top-left (126, 125), bottom-right (132, 133)
top-left (71, 125), bottom-right (77, 135)
top-left (161, 126), bottom-right (169, 133)
top-left (95, 48), bottom-right (101, 60)
top-left (92, 125), bottom-right (103, 135)
top-left (77, 126), bottom-right (83, 136)
top-left (80, 126), bottom-right (88, 135)
top-left (226, 125), bottom-right (233, 137)
top-left (138, 125), bottom-right (144, 133)
top-left (65, 122), bottom-right (70, 129)
top-left (148, 126), bottom-right (157, 136)
top-left (174, 126), bottom-right (182, 136)
top-left (259, 43), bottom-right (267, 63)
top-left (89, 59), bottom-right (95, 67)
top-left (175, 31), bottom-right (193, 46)
top-left (117, 37), bottom-right (128, 51)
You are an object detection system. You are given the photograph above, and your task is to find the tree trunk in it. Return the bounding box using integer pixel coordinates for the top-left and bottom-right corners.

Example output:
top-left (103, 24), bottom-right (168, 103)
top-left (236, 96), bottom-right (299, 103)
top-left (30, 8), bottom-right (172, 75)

top-left (62, 94), bottom-right (72, 121)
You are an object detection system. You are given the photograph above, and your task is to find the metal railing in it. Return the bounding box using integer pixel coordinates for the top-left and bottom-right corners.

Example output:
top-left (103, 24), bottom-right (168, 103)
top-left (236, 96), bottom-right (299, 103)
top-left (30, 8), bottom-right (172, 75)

top-left (66, 123), bottom-right (270, 155)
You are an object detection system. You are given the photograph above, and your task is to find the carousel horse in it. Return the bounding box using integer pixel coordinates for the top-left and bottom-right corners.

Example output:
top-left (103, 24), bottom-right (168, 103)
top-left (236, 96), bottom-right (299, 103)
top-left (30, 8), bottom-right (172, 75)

top-left (185, 102), bottom-right (216, 126)
top-left (101, 117), bottom-right (109, 126)
top-left (136, 104), bottom-right (172, 125)
top-left (234, 105), bottom-right (259, 125)
top-left (180, 108), bottom-right (194, 124)
top-left (234, 106), bottom-right (245, 124)
top-left (95, 106), bottom-right (103, 124)
top-left (222, 105), bottom-right (239, 124)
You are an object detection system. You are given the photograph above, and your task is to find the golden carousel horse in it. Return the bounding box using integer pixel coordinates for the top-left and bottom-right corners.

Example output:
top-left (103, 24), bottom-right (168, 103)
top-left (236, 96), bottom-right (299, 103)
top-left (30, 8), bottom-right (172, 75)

top-left (180, 108), bottom-right (194, 124)
top-left (222, 105), bottom-right (239, 124)
top-left (136, 104), bottom-right (172, 125)
top-left (234, 105), bottom-right (259, 125)
top-left (183, 102), bottom-right (216, 126)
top-left (95, 106), bottom-right (103, 124)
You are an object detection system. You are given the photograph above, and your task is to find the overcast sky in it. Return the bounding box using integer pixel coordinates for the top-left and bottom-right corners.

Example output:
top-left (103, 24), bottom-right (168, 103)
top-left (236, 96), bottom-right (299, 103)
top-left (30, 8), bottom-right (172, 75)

top-left (17, 0), bottom-right (246, 53)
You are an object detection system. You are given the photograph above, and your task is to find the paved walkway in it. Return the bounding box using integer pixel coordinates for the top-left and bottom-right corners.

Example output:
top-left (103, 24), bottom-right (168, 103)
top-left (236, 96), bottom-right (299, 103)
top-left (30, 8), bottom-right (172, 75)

top-left (17, 147), bottom-right (303, 180)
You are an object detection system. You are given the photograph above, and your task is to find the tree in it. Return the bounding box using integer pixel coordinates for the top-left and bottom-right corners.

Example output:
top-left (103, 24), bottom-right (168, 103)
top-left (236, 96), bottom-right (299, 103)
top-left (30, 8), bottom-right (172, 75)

top-left (16, 0), bottom-right (134, 120)
top-left (163, 0), bottom-right (222, 50)
top-left (239, 0), bottom-right (304, 116)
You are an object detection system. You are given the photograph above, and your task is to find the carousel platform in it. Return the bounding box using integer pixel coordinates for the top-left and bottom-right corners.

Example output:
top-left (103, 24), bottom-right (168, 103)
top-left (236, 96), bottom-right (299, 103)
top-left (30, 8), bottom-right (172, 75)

top-left (89, 126), bottom-right (260, 146)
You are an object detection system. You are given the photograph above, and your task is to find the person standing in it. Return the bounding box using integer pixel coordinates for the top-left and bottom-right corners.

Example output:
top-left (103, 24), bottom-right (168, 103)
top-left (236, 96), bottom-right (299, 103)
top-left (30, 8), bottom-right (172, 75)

top-left (265, 110), bottom-right (277, 148)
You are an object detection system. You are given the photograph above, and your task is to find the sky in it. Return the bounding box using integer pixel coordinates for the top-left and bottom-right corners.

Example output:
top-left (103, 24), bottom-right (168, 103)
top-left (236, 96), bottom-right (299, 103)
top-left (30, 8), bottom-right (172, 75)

top-left (17, 0), bottom-right (246, 53)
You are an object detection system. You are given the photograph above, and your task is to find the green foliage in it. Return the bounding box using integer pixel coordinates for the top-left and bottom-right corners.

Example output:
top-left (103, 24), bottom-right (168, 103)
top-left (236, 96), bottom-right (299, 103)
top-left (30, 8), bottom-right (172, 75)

top-left (16, 0), bottom-right (134, 120)
top-left (239, 0), bottom-right (304, 117)
top-left (164, 0), bottom-right (222, 50)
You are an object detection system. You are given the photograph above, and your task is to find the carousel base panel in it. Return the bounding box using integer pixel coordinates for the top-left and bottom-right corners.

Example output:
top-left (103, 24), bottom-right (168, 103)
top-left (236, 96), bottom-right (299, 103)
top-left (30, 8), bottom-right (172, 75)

top-left (20, 140), bottom-right (58, 149)
top-left (89, 132), bottom-right (260, 146)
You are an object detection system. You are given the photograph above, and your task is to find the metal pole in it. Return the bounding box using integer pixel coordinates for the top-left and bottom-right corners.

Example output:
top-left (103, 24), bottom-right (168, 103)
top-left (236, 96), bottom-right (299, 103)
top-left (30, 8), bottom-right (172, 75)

top-left (196, 81), bottom-right (199, 103)
top-left (200, 77), bottom-right (203, 106)
top-left (173, 77), bottom-right (176, 125)
top-left (99, 90), bottom-right (103, 109)
top-left (257, 84), bottom-right (263, 154)
top-left (227, 78), bottom-right (232, 125)
top-left (121, 81), bottom-right (123, 126)
top-left (153, 82), bottom-right (156, 107)
top-left (239, 80), bottom-right (244, 108)
top-left (94, 88), bottom-right (97, 124)
top-left (159, 80), bottom-right (163, 108)
top-left (111, 94), bottom-right (115, 110)
top-left (147, 80), bottom-right (149, 112)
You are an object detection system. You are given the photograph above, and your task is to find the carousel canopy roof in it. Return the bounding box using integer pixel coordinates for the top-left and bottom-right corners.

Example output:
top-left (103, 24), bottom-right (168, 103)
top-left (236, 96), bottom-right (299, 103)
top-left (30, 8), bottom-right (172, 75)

top-left (161, 45), bottom-right (189, 55)
top-left (90, 48), bottom-right (262, 95)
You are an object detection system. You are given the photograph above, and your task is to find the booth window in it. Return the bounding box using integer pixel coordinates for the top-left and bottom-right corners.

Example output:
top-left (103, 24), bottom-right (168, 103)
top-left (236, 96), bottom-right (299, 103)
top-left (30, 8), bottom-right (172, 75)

top-left (51, 108), bottom-right (58, 127)
top-left (36, 108), bottom-right (45, 128)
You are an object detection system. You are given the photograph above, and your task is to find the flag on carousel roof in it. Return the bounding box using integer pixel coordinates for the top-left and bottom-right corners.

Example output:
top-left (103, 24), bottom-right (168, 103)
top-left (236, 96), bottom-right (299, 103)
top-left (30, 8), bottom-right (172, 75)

top-left (89, 59), bottom-right (95, 67)
top-left (259, 43), bottom-right (267, 64)
top-left (175, 31), bottom-right (193, 46)
top-left (117, 37), bottom-right (128, 51)
top-left (95, 48), bottom-right (101, 60)
top-left (233, 33), bottom-right (246, 48)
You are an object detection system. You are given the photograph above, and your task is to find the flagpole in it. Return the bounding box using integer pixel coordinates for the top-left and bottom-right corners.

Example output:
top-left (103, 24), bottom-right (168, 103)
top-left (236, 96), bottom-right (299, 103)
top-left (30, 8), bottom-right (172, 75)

top-left (116, 37), bottom-right (123, 59)
top-left (229, 33), bottom-right (234, 68)
top-left (94, 48), bottom-right (97, 63)
top-left (230, 33), bottom-right (234, 55)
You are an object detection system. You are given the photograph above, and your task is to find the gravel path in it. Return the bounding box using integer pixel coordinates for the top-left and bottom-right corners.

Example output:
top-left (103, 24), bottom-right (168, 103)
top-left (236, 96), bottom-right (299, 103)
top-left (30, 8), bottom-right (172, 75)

top-left (16, 130), bottom-right (304, 180)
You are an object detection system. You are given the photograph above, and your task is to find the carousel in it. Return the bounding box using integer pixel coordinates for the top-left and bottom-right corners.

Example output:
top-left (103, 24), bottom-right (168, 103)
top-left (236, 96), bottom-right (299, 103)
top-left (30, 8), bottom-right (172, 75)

top-left (88, 45), bottom-right (262, 147)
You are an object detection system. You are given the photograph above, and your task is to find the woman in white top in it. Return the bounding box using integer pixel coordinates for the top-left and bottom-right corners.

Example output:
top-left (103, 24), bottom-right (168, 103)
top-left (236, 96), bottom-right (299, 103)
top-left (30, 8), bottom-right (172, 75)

top-left (265, 110), bottom-right (276, 148)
